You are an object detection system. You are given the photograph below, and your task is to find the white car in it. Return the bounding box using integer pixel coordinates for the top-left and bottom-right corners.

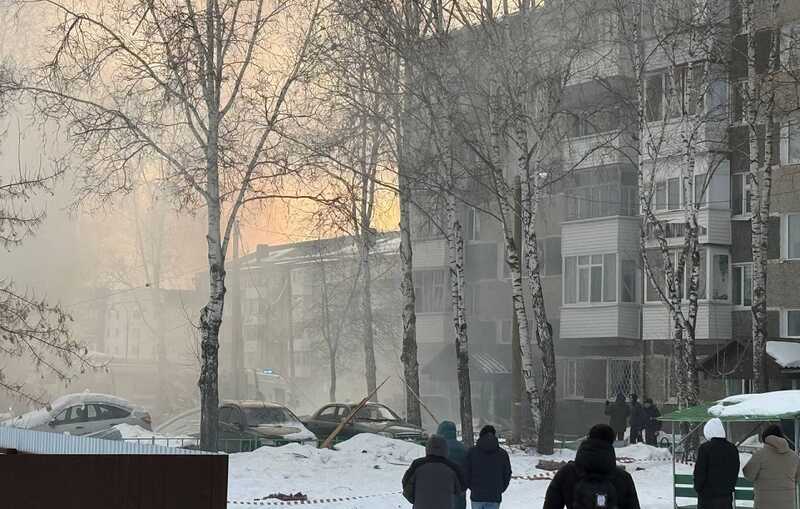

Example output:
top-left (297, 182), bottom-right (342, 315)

top-left (3, 392), bottom-right (151, 436)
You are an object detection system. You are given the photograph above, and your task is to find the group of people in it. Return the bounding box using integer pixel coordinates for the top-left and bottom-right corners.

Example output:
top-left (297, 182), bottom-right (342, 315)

top-left (402, 422), bottom-right (511, 509)
top-left (604, 393), bottom-right (661, 445)
top-left (403, 416), bottom-right (800, 509)
top-left (695, 417), bottom-right (800, 509)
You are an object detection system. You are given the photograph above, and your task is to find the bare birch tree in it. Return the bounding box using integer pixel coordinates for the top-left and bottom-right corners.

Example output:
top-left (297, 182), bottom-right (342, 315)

top-left (1, 0), bottom-right (324, 449)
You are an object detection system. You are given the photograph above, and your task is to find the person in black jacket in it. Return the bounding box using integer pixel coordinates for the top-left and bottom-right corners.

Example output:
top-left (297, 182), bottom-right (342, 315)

top-left (464, 425), bottom-right (512, 508)
top-left (642, 398), bottom-right (661, 446)
top-left (543, 424), bottom-right (641, 509)
top-left (402, 435), bottom-right (465, 509)
top-left (629, 394), bottom-right (645, 444)
top-left (604, 393), bottom-right (630, 441)
top-left (693, 418), bottom-right (740, 509)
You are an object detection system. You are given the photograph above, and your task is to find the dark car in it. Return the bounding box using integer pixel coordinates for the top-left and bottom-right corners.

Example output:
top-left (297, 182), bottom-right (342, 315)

top-left (302, 402), bottom-right (425, 443)
top-left (217, 401), bottom-right (317, 452)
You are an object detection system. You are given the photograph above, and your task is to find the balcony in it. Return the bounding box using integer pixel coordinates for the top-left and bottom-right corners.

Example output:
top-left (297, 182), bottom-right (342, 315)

top-left (562, 216), bottom-right (640, 257)
top-left (642, 302), bottom-right (732, 340)
top-left (561, 132), bottom-right (635, 171)
top-left (645, 208), bottom-right (732, 247)
top-left (414, 239), bottom-right (448, 269)
top-left (560, 303), bottom-right (640, 340)
top-left (567, 42), bottom-right (632, 85)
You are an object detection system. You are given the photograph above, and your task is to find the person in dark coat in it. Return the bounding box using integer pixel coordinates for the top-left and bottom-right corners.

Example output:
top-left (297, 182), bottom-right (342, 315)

top-left (694, 418), bottom-right (740, 509)
top-left (642, 398), bottom-right (661, 446)
top-left (628, 394), bottom-right (645, 444)
top-left (543, 424), bottom-right (641, 509)
top-left (403, 435), bottom-right (465, 509)
top-left (437, 421), bottom-right (468, 509)
top-left (464, 425), bottom-right (512, 508)
top-left (604, 393), bottom-right (630, 441)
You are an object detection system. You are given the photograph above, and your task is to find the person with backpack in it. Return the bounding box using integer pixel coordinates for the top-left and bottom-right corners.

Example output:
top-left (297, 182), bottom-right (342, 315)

top-left (642, 398), bottom-right (661, 446)
top-left (464, 425), bottom-right (512, 509)
top-left (743, 424), bottom-right (800, 509)
top-left (543, 423), bottom-right (641, 509)
top-left (437, 420), bottom-right (468, 509)
top-left (402, 435), bottom-right (465, 509)
top-left (693, 418), bottom-right (739, 509)
top-left (604, 393), bottom-right (630, 441)
top-left (628, 395), bottom-right (645, 444)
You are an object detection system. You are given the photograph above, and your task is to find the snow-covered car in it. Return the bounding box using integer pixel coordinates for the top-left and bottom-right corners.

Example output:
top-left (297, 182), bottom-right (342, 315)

top-left (302, 402), bottom-right (426, 443)
top-left (156, 402), bottom-right (316, 452)
top-left (2, 392), bottom-right (151, 437)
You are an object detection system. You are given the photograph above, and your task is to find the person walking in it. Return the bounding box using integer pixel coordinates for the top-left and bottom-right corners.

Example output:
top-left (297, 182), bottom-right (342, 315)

top-left (543, 423), bottom-right (641, 509)
top-left (693, 418), bottom-right (739, 509)
top-left (743, 424), bottom-right (800, 509)
top-left (437, 420), bottom-right (468, 509)
top-left (642, 398), bottom-right (661, 447)
top-left (628, 395), bottom-right (645, 444)
top-left (464, 425), bottom-right (511, 509)
top-left (402, 435), bottom-right (465, 509)
top-left (604, 393), bottom-right (630, 441)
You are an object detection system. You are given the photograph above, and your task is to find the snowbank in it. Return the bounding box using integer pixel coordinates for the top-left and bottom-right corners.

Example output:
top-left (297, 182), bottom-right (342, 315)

top-left (767, 341), bottom-right (800, 368)
top-left (615, 443), bottom-right (672, 461)
top-left (709, 390), bottom-right (800, 418)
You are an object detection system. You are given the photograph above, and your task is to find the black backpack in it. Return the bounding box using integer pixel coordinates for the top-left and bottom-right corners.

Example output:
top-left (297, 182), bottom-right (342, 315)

top-left (573, 469), bottom-right (618, 509)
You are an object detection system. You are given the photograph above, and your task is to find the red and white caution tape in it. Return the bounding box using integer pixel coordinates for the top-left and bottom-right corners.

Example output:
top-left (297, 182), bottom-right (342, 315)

top-left (511, 473), bottom-right (556, 481)
top-left (228, 492), bottom-right (402, 506)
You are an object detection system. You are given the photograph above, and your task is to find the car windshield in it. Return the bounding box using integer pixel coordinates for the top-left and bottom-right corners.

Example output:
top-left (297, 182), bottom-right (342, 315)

top-left (354, 405), bottom-right (400, 422)
top-left (244, 407), bottom-right (298, 426)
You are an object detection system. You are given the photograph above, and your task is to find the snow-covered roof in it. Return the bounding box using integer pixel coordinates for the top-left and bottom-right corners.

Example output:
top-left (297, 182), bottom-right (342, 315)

top-left (766, 341), bottom-right (800, 368)
top-left (708, 390), bottom-right (800, 420)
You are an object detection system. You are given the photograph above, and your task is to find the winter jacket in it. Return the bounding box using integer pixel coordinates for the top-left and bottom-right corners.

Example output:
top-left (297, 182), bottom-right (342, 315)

top-left (743, 435), bottom-right (800, 509)
top-left (542, 438), bottom-right (641, 509)
top-left (643, 405), bottom-right (661, 433)
top-left (436, 421), bottom-right (467, 509)
top-left (402, 435), bottom-right (465, 509)
top-left (464, 432), bottom-right (512, 503)
top-left (693, 419), bottom-right (740, 506)
top-left (604, 399), bottom-right (630, 436)
top-left (629, 402), bottom-right (646, 431)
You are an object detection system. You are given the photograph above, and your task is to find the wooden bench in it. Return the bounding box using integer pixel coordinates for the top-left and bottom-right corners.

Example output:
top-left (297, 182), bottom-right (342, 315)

top-left (674, 474), bottom-right (754, 508)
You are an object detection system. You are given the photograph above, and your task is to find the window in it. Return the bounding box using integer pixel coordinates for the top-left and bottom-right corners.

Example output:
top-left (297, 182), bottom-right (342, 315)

top-left (465, 207), bottom-right (481, 241)
top-left (732, 263), bottom-right (753, 307)
top-left (564, 254), bottom-right (617, 304)
top-left (645, 65), bottom-right (703, 122)
top-left (786, 310), bottom-right (800, 338)
top-left (560, 359), bottom-right (584, 399)
top-left (667, 178), bottom-right (680, 210)
top-left (655, 181), bottom-right (667, 210)
top-left (316, 406), bottom-right (339, 421)
top-left (564, 257), bottom-right (577, 304)
top-left (693, 174), bottom-right (707, 206)
top-left (711, 253), bottom-right (730, 300)
top-left (645, 250), bottom-right (708, 302)
top-left (731, 173), bottom-right (752, 216)
top-left (500, 320), bottom-right (512, 344)
top-left (730, 80), bottom-right (747, 124)
top-left (98, 405), bottom-right (130, 420)
top-left (544, 237), bottom-right (562, 276)
top-left (219, 407), bottom-right (234, 424)
top-left (606, 359), bottom-right (640, 400)
top-left (784, 214), bottom-right (800, 259)
top-left (782, 24), bottom-right (800, 70)
top-left (621, 259), bottom-right (638, 303)
top-left (785, 121), bottom-right (800, 165)
top-left (565, 185), bottom-right (637, 220)
top-left (415, 270), bottom-right (447, 313)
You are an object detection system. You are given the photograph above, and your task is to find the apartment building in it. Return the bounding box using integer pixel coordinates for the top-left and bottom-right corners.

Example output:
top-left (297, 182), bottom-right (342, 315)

top-left (411, 0), bottom-right (800, 435)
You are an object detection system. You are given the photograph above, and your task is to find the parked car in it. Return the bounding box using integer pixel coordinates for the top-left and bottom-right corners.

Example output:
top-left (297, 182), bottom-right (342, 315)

top-left (2, 392), bottom-right (151, 436)
top-left (155, 402), bottom-right (316, 452)
top-left (302, 402), bottom-right (425, 443)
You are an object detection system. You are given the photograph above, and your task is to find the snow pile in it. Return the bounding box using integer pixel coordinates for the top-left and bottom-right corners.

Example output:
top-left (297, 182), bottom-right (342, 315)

top-left (767, 341), bottom-right (800, 368)
top-left (114, 424), bottom-right (198, 448)
top-left (709, 390), bottom-right (800, 418)
top-left (615, 443), bottom-right (672, 461)
top-left (227, 434), bottom-right (680, 509)
top-left (2, 406), bottom-right (53, 429)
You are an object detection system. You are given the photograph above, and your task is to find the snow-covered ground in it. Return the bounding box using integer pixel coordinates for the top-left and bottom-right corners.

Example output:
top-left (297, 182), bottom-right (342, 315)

top-left (226, 434), bottom-right (688, 509)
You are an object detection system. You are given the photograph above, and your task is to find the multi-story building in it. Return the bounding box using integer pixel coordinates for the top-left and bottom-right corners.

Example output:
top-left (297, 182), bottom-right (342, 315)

top-left (221, 233), bottom-right (403, 415)
top-left (411, 0), bottom-right (800, 435)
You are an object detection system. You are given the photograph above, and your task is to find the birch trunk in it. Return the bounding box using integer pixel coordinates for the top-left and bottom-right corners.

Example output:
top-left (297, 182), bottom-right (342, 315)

top-left (398, 0), bottom-right (421, 424)
top-left (447, 194), bottom-right (474, 447)
top-left (521, 172), bottom-right (556, 455)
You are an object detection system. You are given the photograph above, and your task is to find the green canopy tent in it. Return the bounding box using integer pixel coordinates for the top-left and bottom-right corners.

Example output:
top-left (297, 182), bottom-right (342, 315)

top-left (659, 390), bottom-right (800, 509)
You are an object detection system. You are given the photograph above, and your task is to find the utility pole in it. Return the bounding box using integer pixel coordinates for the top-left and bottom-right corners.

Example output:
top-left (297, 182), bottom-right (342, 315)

top-left (511, 176), bottom-right (523, 443)
top-left (231, 221), bottom-right (244, 400)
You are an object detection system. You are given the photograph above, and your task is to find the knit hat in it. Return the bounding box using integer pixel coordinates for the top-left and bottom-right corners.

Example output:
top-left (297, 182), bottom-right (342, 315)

top-left (426, 434), bottom-right (448, 457)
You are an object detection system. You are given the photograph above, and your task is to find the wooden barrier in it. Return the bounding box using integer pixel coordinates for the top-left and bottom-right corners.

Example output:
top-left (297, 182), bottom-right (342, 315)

top-left (0, 453), bottom-right (228, 509)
